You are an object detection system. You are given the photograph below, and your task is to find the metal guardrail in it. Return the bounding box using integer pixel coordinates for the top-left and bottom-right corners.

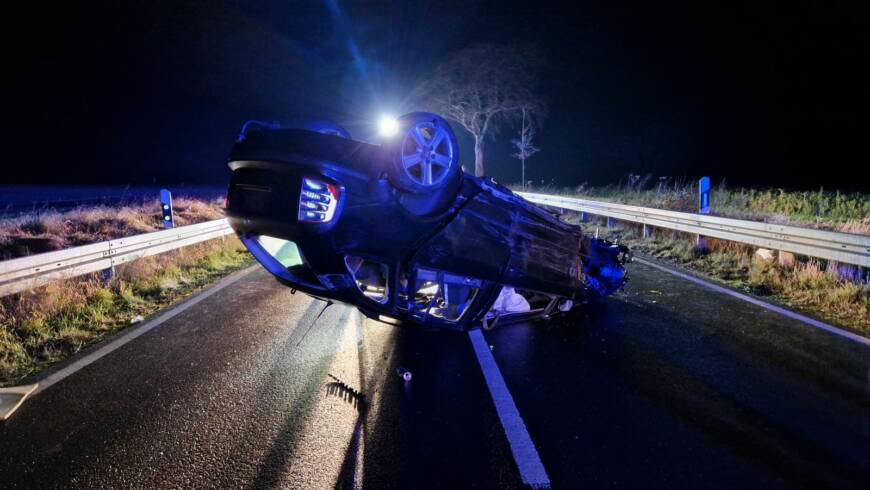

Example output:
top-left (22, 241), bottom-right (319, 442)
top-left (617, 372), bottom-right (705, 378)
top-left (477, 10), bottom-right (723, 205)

top-left (518, 192), bottom-right (870, 268)
top-left (1, 192), bottom-right (867, 297)
top-left (0, 219), bottom-right (233, 297)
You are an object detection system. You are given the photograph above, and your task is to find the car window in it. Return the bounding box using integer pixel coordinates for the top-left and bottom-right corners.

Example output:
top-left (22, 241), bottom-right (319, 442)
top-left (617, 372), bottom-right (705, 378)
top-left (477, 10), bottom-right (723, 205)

top-left (412, 268), bottom-right (479, 322)
top-left (246, 234), bottom-right (322, 289)
top-left (256, 235), bottom-right (304, 268)
top-left (345, 256), bottom-right (389, 303)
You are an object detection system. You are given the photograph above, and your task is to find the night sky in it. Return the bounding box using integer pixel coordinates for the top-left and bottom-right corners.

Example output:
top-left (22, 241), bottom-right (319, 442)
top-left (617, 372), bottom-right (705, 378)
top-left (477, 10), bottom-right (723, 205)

top-left (7, 1), bottom-right (869, 190)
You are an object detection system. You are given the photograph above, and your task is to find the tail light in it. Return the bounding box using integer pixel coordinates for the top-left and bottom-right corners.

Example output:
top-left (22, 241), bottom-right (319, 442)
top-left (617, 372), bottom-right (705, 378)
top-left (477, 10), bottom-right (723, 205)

top-left (298, 177), bottom-right (339, 223)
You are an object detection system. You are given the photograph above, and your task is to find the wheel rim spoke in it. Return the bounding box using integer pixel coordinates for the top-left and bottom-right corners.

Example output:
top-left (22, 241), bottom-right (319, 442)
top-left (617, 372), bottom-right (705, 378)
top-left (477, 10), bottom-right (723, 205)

top-left (403, 153), bottom-right (423, 168)
top-left (431, 154), bottom-right (451, 167)
top-left (422, 162), bottom-right (433, 185)
top-left (411, 127), bottom-right (427, 147)
top-left (429, 128), bottom-right (445, 150)
top-left (400, 120), bottom-right (454, 186)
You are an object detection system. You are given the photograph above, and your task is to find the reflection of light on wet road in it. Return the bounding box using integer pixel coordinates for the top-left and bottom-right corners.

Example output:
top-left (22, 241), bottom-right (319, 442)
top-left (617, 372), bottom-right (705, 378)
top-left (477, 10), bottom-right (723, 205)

top-left (276, 308), bottom-right (364, 488)
top-left (349, 316), bottom-right (400, 487)
top-left (271, 309), bottom-right (403, 489)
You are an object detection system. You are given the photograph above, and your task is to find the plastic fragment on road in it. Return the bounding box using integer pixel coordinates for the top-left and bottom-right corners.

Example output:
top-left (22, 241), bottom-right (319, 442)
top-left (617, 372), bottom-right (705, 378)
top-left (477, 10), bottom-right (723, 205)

top-left (130, 315), bottom-right (145, 324)
top-left (0, 384), bottom-right (38, 421)
top-left (396, 367), bottom-right (412, 382)
top-left (491, 287), bottom-right (531, 314)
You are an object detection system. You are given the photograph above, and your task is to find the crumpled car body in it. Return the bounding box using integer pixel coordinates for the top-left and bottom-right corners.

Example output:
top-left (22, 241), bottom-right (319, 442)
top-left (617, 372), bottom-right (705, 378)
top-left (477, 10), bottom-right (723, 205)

top-left (225, 113), bottom-right (629, 330)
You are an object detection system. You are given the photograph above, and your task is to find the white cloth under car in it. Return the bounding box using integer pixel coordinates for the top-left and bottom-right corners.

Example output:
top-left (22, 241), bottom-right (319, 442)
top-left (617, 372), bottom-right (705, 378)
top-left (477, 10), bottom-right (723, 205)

top-left (491, 287), bottom-right (531, 314)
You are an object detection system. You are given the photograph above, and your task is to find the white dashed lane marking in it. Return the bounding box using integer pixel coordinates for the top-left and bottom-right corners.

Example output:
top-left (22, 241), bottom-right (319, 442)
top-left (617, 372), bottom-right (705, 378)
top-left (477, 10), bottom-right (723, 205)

top-left (468, 328), bottom-right (551, 489)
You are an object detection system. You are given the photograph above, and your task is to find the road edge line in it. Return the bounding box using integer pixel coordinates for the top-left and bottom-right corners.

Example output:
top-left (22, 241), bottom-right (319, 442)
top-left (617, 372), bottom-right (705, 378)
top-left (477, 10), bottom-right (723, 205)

top-left (0, 384), bottom-right (38, 421)
top-left (468, 329), bottom-right (551, 489)
top-left (634, 257), bottom-right (870, 347)
top-left (31, 265), bottom-right (259, 395)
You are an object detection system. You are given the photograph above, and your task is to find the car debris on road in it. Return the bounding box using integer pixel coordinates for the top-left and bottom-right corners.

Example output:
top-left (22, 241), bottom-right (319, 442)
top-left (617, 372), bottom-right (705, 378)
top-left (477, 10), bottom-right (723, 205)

top-left (396, 367), bottom-right (412, 382)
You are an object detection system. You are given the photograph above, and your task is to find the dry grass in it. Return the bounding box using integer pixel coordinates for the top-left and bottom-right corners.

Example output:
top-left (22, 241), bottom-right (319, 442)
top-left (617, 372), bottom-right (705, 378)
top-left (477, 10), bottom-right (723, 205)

top-left (567, 215), bottom-right (869, 335)
top-left (836, 217), bottom-right (870, 235)
top-left (747, 260), bottom-right (869, 329)
top-left (0, 236), bottom-right (252, 386)
top-left (0, 196), bottom-right (226, 260)
top-left (523, 180), bottom-right (870, 234)
top-left (525, 179), bottom-right (868, 333)
top-left (0, 195), bottom-right (254, 386)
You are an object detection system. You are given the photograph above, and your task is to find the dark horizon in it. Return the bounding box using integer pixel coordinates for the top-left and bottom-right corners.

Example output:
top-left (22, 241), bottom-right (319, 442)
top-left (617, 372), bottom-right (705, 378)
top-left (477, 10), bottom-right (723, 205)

top-left (6, 0), bottom-right (869, 191)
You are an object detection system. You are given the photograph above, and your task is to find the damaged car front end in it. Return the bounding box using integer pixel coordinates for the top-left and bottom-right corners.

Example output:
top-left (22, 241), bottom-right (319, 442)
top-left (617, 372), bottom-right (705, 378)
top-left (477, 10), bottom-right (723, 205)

top-left (225, 113), bottom-right (630, 330)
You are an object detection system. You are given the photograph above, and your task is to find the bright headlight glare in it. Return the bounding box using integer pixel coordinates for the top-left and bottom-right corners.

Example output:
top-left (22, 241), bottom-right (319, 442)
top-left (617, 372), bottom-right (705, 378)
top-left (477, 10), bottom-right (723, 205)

top-left (378, 115), bottom-right (399, 137)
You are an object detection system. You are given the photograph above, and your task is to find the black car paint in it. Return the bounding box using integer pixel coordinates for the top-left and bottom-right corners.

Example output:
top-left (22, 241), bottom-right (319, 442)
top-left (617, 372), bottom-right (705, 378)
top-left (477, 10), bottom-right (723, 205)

top-left (226, 127), bottom-right (627, 329)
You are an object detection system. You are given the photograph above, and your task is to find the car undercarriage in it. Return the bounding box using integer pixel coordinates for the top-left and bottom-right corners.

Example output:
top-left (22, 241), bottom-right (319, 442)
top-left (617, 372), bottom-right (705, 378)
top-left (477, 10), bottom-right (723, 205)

top-left (226, 112), bottom-right (630, 330)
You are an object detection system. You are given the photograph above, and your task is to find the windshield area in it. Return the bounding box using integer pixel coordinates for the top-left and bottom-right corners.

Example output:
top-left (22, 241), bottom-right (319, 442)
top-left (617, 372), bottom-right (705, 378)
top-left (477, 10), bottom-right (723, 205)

top-left (409, 268), bottom-right (479, 322)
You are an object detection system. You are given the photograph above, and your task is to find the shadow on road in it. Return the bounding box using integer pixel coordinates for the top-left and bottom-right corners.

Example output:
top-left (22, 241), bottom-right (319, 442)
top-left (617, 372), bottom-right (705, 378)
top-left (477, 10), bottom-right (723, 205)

top-left (326, 374), bottom-right (366, 410)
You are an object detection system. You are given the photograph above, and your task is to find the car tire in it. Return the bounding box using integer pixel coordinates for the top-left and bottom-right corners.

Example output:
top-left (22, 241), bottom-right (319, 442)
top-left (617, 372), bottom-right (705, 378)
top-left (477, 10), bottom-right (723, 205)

top-left (393, 173), bottom-right (462, 216)
top-left (386, 112), bottom-right (461, 194)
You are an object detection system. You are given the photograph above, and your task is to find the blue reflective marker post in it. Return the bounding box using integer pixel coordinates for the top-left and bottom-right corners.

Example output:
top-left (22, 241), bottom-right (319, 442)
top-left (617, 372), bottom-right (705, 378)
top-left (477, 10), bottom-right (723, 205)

top-left (697, 176), bottom-right (711, 250)
top-left (160, 189), bottom-right (174, 229)
top-left (102, 265), bottom-right (114, 284)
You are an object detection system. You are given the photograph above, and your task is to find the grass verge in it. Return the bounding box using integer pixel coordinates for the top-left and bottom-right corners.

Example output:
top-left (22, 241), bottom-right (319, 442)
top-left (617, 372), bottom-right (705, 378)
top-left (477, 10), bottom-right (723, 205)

top-left (0, 232), bottom-right (252, 388)
top-left (0, 196), bottom-right (226, 260)
top-left (522, 181), bottom-right (869, 234)
top-left (566, 214), bottom-right (869, 336)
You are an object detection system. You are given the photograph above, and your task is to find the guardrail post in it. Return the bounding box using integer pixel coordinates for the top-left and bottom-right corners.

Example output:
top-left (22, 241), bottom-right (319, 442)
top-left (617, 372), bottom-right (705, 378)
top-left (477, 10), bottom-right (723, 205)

top-left (642, 224), bottom-right (652, 239)
top-left (101, 240), bottom-right (115, 284)
top-left (160, 189), bottom-right (174, 229)
top-left (606, 217), bottom-right (614, 228)
top-left (697, 176), bottom-right (711, 250)
top-left (777, 251), bottom-right (796, 269)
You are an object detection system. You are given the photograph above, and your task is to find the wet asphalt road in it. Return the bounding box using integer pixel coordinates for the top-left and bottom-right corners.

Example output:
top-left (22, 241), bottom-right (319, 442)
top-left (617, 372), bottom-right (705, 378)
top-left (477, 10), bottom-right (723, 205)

top-left (1, 261), bottom-right (868, 489)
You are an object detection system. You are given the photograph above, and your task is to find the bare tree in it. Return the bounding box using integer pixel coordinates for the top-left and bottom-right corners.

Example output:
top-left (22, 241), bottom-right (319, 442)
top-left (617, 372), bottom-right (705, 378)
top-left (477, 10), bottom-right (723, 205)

top-left (511, 106), bottom-right (540, 189)
top-left (414, 44), bottom-right (544, 176)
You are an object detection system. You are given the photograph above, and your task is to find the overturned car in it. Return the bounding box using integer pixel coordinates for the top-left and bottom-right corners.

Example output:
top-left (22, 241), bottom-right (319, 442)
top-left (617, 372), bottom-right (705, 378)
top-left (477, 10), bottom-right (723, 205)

top-left (225, 112), bottom-right (630, 330)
